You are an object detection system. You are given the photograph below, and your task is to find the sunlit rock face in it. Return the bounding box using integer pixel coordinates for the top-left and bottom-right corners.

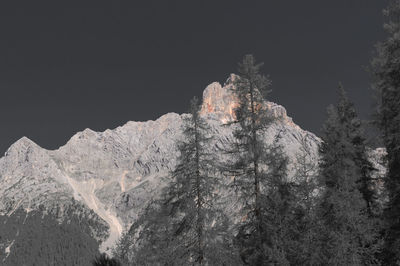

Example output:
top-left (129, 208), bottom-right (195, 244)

top-left (200, 74), bottom-right (299, 129)
top-left (200, 77), bottom-right (238, 123)
top-left (0, 75), bottom-right (386, 259)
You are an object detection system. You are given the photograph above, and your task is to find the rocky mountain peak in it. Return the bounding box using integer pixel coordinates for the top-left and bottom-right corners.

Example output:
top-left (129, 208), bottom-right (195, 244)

top-left (7, 136), bottom-right (39, 150)
top-left (200, 79), bottom-right (238, 123)
top-left (3, 136), bottom-right (44, 161)
top-left (200, 75), bottom-right (299, 128)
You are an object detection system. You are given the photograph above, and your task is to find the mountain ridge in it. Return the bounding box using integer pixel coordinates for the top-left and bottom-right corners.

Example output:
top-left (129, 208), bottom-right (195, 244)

top-left (1, 75), bottom-right (378, 262)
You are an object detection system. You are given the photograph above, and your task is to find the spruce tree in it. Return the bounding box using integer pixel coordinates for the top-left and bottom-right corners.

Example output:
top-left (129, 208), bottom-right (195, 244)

top-left (164, 96), bottom-right (236, 265)
top-left (255, 136), bottom-right (291, 265)
top-left (336, 86), bottom-right (377, 214)
top-left (115, 97), bottom-right (238, 265)
top-left (223, 55), bottom-right (292, 265)
top-left (92, 253), bottom-right (121, 266)
top-left (289, 136), bottom-right (319, 265)
top-left (226, 54), bottom-right (271, 264)
top-left (316, 87), bottom-right (380, 265)
top-left (113, 200), bottom-right (174, 265)
top-left (371, 0), bottom-right (400, 263)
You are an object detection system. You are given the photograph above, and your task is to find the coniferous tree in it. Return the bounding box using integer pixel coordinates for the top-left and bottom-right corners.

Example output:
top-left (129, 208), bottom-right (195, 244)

top-left (115, 97), bottom-right (238, 265)
top-left (255, 134), bottom-right (319, 266)
top-left (223, 55), bottom-right (292, 265)
top-left (316, 87), bottom-right (381, 265)
top-left (163, 96), bottom-right (236, 265)
top-left (371, 1), bottom-right (400, 263)
top-left (0, 208), bottom-right (101, 266)
top-left (337, 86), bottom-right (377, 214)
top-left (92, 253), bottom-right (121, 266)
top-left (288, 136), bottom-right (319, 265)
top-left (226, 54), bottom-right (272, 264)
top-left (254, 136), bottom-right (291, 265)
top-left (113, 200), bottom-right (173, 265)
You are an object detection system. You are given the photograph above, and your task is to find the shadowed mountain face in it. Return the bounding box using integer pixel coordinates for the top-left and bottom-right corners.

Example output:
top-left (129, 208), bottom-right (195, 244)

top-left (0, 208), bottom-right (100, 266)
top-left (0, 76), bottom-right (385, 264)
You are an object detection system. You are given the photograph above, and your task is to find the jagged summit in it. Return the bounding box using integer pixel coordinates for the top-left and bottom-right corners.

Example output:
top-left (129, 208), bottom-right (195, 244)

top-left (6, 136), bottom-right (40, 151)
top-left (3, 136), bottom-right (48, 165)
top-left (200, 74), bottom-right (299, 129)
top-left (200, 81), bottom-right (237, 123)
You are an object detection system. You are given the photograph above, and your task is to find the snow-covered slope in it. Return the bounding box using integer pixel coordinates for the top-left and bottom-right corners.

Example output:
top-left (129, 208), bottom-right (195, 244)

top-left (0, 74), bottom-right (381, 256)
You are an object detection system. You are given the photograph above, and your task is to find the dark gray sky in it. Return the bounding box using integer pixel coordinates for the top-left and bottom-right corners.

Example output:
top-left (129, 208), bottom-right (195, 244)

top-left (0, 0), bottom-right (389, 153)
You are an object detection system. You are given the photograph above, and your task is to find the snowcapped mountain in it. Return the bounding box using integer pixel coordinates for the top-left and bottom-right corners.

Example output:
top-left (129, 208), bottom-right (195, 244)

top-left (0, 75), bottom-right (382, 262)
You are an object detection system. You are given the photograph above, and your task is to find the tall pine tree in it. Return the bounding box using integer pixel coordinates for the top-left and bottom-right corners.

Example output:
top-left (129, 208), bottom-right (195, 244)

top-left (337, 86), bottom-right (377, 215)
top-left (224, 55), bottom-right (292, 265)
top-left (288, 136), bottom-right (319, 265)
top-left (371, 0), bottom-right (400, 263)
top-left (226, 55), bottom-right (272, 264)
top-left (115, 97), bottom-right (238, 265)
top-left (316, 86), bottom-right (380, 265)
top-left (163, 96), bottom-right (237, 265)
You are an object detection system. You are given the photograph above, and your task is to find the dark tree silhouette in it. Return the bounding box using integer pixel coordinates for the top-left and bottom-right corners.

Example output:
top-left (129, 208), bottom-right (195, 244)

top-left (315, 86), bottom-right (381, 265)
top-left (371, 0), bottom-right (400, 264)
top-left (92, 253), bottom-right (121, 266)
